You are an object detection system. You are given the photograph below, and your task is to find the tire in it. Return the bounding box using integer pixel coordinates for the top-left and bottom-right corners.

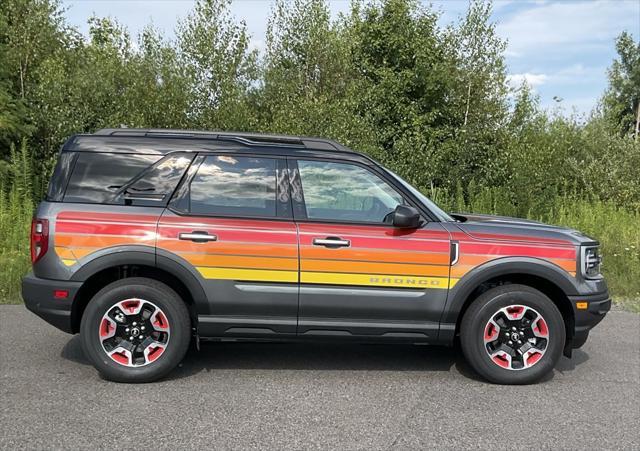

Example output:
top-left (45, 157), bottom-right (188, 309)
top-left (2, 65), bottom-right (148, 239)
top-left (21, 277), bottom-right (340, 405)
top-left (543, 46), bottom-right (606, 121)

top-left (80, 277), bottom-right (191, 383)
top-left (460, 284), bottom-right (565, 385)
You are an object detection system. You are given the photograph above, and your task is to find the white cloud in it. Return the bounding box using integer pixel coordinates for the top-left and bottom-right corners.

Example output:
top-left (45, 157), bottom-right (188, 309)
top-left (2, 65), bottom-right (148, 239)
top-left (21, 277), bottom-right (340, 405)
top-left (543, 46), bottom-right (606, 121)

top-left (506, 72), bottom-right (549, 88)
top-left (498, 0), bottom-right (640, 56)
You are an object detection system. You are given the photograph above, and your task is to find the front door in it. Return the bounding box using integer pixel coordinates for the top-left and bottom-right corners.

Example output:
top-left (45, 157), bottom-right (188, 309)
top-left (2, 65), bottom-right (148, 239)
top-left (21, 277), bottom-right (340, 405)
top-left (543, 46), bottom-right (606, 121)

top-left (291, 158), bottom-right (451, 341)
top-left (157, 153), bottom-right (299, 337)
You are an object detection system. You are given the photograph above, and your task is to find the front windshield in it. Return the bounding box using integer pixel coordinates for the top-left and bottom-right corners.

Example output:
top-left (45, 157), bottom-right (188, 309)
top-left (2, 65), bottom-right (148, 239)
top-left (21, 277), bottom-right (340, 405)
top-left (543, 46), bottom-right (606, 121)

top-left (384, 169), bottom-right (454, 222)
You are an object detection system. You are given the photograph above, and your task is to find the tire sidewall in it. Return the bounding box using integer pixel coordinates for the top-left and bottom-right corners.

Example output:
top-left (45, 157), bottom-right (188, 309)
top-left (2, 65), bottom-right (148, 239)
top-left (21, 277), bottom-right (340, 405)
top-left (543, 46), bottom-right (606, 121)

top-left (80, 278), bottom-right (190, 383)
top-left (461, 286), bottom-right (565, 385)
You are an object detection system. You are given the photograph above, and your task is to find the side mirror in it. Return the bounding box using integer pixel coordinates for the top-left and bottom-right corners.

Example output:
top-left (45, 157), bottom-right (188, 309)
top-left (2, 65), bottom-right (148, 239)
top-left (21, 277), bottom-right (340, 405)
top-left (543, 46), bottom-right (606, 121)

top-left (392, 205), bottom-right (421, 229)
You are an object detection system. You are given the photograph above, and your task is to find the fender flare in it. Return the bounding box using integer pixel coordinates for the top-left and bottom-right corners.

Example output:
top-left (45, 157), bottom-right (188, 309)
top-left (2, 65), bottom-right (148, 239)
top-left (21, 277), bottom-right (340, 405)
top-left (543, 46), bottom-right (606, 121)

top-left (70, 246), bottom-right (210, 315)
top-left (440, 256), bottom-right (579, 327)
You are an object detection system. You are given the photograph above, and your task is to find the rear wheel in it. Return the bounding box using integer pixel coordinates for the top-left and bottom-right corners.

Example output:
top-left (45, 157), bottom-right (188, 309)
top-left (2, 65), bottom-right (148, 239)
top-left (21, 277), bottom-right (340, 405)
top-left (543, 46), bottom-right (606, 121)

top-left (460, 284), bottom-right (565, 384)
top-left (80, 278), bottom-right (191, 383)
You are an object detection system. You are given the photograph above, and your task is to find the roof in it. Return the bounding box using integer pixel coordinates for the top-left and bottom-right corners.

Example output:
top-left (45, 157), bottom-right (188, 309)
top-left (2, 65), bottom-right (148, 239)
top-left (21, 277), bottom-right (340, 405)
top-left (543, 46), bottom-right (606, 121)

top-left (62, 128), bottom-right (373, 164)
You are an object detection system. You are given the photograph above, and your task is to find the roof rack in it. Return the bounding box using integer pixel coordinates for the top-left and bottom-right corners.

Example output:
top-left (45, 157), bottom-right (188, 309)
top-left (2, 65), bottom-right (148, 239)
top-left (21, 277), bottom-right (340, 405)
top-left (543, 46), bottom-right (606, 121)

top-left (93, 128), bottom-right (349, 152)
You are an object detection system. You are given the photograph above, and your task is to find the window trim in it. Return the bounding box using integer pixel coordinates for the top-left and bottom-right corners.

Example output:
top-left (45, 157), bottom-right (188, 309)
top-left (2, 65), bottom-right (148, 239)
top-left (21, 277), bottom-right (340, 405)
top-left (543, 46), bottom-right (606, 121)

top-left (288, 157), bottom-right (434, 227)
top-left (168, 152), bottom-right (294, 221)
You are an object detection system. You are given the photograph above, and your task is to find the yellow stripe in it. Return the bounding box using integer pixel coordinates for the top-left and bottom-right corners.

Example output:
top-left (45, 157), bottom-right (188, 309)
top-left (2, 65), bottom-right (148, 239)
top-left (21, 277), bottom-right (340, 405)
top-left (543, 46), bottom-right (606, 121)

top-left (61, 259), bottom-right (76, 266)
top-left (196, 267), bottom-right (298, 283)
top-left (301, 271), bottom-right (457, 289)
top-left (196, 266), bottom-right (457, 288)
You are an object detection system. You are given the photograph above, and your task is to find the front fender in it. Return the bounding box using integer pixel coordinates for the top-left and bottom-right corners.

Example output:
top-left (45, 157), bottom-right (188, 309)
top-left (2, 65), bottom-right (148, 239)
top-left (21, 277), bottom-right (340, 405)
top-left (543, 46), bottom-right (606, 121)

top-left (438, 257), bottom-right (580, 341)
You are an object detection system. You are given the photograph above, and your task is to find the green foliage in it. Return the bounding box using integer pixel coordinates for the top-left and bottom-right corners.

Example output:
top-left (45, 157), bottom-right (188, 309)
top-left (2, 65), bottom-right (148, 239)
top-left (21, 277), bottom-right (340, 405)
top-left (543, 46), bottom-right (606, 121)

top-left (0, 0), bottom-right (638, 306)
top-left (0, 141), bottom-right (33, 302)
top-left (602, 31), bottom-right (640, 138)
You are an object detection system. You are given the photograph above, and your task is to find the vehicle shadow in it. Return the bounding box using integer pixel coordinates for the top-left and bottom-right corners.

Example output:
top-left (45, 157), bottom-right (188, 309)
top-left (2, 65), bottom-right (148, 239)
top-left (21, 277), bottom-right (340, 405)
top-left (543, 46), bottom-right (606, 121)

top-left (60, 335), bottom-right (589, 383)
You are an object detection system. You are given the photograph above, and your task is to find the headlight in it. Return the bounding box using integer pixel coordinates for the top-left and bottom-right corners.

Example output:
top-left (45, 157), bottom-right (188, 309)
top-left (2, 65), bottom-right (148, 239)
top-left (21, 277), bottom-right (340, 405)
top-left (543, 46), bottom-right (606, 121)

top-left (581, 246), bottom-right (602, 279)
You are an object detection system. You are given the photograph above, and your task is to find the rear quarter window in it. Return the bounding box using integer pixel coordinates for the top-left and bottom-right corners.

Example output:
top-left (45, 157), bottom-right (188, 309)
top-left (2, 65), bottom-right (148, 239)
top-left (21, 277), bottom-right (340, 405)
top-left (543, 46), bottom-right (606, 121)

top-left (63, 153), bottom-right (160, 203)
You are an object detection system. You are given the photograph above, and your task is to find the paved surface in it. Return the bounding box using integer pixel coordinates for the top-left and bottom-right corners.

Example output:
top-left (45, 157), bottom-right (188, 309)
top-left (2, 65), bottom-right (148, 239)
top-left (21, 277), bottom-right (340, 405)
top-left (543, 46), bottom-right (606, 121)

top-left (1, 305), bottom-right (639, 450)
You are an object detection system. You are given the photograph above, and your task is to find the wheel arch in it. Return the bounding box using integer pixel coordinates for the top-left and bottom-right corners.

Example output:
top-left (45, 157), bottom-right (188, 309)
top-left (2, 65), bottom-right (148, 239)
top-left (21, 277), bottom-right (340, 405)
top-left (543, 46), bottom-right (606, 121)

top-left (440, 257), bottom-right (578, 353)
top-left (69, 250), bottom-right (208, 334)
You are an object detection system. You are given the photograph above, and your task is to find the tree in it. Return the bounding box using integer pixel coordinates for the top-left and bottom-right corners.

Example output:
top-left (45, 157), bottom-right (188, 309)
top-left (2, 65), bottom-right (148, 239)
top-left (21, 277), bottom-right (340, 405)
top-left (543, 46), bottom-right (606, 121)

top-left (177, 0), bottom-right (258, 130)
top-left (603, 32), bottom-right (640, 138)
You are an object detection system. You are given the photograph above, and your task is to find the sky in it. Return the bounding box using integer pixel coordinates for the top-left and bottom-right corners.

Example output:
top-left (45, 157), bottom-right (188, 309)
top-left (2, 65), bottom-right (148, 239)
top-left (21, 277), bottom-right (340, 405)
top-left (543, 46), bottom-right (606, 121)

top-left (61, 0), bottom-right (640, 116)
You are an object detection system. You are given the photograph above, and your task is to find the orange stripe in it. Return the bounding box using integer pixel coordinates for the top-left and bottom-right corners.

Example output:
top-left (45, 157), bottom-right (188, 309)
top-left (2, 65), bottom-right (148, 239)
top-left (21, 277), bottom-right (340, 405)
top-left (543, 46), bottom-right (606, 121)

top-left (55, 234), bottom-right (150, 248)
top-left (181, 254), bottom-right (298, 271)
top-left (158, 240), bottom-right (298, 257)
top-left (55, 246), bottom-right (78, 260)
top-left (450, 264), bottom-right (480, 278)
top-left (300, 246), bottom-right (451, 265)
top-left (453, 255), bottom-right (576, 277)
top-left (301, 259), bottom-right (450, 277)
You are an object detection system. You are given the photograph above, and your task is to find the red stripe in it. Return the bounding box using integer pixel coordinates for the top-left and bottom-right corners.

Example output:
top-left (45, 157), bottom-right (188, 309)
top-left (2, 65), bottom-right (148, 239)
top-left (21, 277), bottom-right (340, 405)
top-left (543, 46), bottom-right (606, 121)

top-left (58, 211), bottom-right (160, 223)
top-left (159, 216), bottom-right (294, 230)
top-left (298, 224), bottom-right (450, 253)
top-left (57, 221), bottom-right (155, 237)
top-left (460, 241), bottom-right (576, 259)
top-left (466, 232), bottom-right (573, 245)
top-left (158, 224), bottom-right (297, 245)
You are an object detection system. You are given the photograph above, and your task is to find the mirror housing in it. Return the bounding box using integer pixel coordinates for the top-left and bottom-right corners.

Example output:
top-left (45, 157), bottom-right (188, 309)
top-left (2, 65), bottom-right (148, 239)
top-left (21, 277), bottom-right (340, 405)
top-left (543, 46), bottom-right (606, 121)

top-left (392, 205), bottom-right (421, 229)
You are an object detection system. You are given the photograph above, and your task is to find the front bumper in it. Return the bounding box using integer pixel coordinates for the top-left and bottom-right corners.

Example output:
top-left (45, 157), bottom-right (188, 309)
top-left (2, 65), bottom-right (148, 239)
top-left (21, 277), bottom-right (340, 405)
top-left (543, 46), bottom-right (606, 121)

top-left (22, 272), bottom-right (82, 334)
top-left (567, 291), bottom-right (611, 349)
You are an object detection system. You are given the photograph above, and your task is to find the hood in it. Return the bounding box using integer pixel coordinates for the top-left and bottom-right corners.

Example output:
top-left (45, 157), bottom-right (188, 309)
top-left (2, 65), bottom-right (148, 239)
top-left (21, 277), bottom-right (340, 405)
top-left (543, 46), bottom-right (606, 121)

top-left (450, 212), bottom-right (597, 246)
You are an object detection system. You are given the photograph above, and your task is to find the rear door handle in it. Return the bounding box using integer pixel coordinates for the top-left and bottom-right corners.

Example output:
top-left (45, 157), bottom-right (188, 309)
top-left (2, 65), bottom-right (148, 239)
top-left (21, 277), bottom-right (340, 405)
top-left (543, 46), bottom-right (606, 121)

top-left (179, 232), bottom-right (217, 242)
top-left (313, 237), bottom-right (351, 248)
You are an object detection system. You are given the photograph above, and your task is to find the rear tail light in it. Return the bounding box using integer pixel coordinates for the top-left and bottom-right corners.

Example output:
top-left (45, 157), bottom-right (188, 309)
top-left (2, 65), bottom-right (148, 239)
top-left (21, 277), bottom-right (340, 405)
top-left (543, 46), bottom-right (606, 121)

top-left (30, 218), bottom-right (49, 264)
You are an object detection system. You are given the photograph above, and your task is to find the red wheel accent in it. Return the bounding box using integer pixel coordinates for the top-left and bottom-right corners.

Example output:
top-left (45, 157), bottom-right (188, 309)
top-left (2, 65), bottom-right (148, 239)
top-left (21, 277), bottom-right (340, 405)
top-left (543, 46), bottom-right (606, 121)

top-left (100, 318), bottom-right (113, 337)
top-left (533, 318), bottom-right (549, 337)
top-left (505, 305), bottom-right (525, 320)
top-left (154, 311), bottom-right (168, 329)
top-left (493, 354), bottom-right (510, 368)
top-left (526, 351), bottom-right (543, 366)
top-left (484, 322), bottom-right (498, 341)
top-left (121, 300), bottom-right (141, 314)
top-left (147, 346), bottom-right (164, 362)
top-left (111, 351), bottom-right (130, 365)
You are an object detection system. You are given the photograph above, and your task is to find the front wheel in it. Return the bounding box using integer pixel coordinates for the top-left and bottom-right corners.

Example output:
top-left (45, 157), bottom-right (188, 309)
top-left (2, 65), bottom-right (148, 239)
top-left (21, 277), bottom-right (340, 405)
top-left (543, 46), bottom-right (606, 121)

top-left (460, 284), bottom-right (565, 385)
top-left (80, 278), bottom-right (191, 383)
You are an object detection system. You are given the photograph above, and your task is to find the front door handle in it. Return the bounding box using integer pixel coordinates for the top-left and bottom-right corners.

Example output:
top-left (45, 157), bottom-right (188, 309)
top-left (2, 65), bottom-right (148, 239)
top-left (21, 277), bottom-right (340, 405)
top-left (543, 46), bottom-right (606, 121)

top-left (313, 237), bottom-right (351, 248)
top-left (179, 232), bottom-right (217, 243)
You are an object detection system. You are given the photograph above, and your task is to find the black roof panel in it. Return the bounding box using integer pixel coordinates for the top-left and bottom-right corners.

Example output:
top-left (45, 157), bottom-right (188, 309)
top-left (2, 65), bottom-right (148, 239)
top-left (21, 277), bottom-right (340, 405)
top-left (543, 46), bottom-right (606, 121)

top-left (62, 128), bottom-right (373, 164)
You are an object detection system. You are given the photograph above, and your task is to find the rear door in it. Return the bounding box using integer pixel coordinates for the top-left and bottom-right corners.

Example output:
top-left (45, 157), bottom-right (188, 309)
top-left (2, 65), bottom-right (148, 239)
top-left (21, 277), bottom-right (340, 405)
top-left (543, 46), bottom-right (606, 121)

top-left (157, 153), bottom-right (299, 337)
top-left (291, 158), bottom-right (451, 341)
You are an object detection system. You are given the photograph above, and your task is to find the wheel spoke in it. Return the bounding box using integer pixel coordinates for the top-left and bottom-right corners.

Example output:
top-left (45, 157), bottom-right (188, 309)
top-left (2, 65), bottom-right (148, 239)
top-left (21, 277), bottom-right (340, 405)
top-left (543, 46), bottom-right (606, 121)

top-left (150, 308), bottom-right (170, 332)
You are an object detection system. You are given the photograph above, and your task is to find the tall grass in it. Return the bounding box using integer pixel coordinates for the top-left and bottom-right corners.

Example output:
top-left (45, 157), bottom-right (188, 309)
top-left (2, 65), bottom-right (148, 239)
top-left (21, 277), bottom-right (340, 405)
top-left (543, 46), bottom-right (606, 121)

top-left (0, 141), bottom-right (34, 302)
top-left (0, 143), bottom-right (638, 309)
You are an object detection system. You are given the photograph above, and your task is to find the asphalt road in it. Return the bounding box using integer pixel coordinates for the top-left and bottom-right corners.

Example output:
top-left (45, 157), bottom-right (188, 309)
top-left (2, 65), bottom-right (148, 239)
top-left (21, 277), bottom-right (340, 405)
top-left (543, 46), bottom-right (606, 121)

top-left (1, 305), bottom-right (639, 450)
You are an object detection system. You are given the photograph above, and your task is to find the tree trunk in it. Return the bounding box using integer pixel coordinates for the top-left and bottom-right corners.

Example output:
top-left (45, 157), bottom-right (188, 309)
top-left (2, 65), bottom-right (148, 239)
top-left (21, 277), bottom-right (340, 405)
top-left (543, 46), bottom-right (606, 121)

top-left (635, 101), bottom-right (640, 140)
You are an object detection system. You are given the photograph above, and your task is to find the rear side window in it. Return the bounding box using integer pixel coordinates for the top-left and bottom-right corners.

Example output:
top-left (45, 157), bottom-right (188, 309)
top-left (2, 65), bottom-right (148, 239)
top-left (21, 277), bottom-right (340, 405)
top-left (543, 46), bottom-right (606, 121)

top-left (64, 153), bottom-right (160, 203)
top-left (46, 151), bottom-right (77, 201)
top-left (189, 155), bottom-right (278, 217)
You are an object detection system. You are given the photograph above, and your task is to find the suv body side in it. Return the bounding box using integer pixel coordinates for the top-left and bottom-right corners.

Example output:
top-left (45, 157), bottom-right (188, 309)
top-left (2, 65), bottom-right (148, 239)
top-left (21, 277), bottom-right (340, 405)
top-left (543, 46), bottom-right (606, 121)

top-left (23, 132), bottom-right (610, 353)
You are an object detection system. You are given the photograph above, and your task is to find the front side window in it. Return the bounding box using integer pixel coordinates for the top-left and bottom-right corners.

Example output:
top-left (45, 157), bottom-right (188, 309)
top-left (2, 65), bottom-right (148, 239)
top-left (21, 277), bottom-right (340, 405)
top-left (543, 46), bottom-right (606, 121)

top-left (189, 155), bottom-right (278, 217)
top-left (297, 160), bottom-right (404, 223)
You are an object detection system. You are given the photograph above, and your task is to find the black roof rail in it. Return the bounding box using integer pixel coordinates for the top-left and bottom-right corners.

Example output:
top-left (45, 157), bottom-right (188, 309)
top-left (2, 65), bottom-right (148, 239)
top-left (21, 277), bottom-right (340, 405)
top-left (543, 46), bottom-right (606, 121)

top-left (93, 128), bottom-right (348, 152)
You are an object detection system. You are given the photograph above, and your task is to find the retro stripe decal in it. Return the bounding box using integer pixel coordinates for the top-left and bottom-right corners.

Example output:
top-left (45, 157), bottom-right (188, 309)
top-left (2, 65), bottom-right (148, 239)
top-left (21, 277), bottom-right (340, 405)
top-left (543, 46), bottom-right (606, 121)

top-left (55, 211), bottom-right (579, 288)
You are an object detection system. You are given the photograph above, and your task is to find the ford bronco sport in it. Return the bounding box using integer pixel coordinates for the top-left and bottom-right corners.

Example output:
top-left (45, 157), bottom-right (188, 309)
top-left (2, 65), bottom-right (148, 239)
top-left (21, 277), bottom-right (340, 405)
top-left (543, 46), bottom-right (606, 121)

top-left (23, 129), bottom-right (610, 384)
